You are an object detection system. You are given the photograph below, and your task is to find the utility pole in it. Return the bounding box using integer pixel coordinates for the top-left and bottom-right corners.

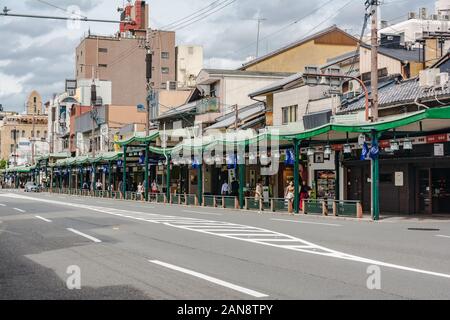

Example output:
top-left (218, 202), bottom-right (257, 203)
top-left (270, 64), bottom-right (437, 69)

top-left (90, 79), bottom-right (97, 159)
top-left (145, 44), bottom-right (153, 136)
top-left (233, 104), bottom-right (239, 130)
top-left (368, 0), bottom-right (379, 122)
top-left (255, 18), bottom-right (267, 58)
top-left (31, 101), bottom-right (36, 165)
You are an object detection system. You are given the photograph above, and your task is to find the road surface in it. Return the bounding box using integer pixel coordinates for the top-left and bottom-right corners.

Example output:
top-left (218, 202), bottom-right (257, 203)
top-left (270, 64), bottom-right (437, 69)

top-left (1, 190), bottom-right (450, 300)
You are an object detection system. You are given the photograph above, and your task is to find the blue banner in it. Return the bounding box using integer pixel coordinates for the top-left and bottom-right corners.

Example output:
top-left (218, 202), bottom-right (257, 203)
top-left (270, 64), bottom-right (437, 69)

top-left (360, 142), bottom-right (369, 161)
top-left (285, 149), bottom-right (295, 165)
top-left (369, 143), bottom-right (379, 160)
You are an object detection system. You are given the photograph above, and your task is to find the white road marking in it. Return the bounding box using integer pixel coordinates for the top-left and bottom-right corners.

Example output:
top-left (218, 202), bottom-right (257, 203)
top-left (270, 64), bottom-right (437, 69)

top-left (13, 208), bottom-right (26, 213)
top-left (149, 260), bottom-right (268, 298)
top-left (183, 210), bottom-right (222, 216)
top-left (3, 193), bottom-right (450, 280)
top-left (272, 218), bottom-right (342, 227)
top-left (436, 235), bottom-right (450, 239)
top-left (66, 228), bottom-right (102, 243)
top-left (35, 215), bottom-right (52, 223)
top-left (0, 203), bottom-right (6, 207)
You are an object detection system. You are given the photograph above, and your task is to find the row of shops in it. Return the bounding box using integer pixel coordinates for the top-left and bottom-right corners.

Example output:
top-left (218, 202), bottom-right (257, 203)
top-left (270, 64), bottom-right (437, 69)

top-left (2, 107), bottom-right (450, 218)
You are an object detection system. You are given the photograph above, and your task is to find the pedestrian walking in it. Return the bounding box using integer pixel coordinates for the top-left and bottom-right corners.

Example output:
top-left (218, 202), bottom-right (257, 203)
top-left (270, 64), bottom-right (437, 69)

top-left (221, 181), bottom-right (229, 196)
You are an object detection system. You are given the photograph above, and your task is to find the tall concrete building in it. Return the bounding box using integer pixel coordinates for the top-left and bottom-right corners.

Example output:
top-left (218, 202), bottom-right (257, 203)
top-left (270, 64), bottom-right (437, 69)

top-left (75, 0), bottom-right (176, 107)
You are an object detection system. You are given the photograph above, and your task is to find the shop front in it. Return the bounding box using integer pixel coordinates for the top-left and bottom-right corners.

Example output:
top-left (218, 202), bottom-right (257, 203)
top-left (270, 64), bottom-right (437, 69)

top-left (344, 138), bottom-right (450, 215)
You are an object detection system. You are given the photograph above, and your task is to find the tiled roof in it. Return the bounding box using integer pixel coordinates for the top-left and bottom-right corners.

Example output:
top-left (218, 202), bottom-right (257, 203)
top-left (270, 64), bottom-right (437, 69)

top-left (339, 78), bottom-right (450, 113)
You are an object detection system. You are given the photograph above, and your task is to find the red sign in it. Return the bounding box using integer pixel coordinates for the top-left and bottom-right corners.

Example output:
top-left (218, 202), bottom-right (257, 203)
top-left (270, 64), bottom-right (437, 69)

top-left (426, 134), bottom-right (448, 144)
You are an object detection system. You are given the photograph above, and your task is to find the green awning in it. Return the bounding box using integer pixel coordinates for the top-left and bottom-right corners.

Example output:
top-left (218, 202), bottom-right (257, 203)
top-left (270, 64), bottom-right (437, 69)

top-left (116, 131), bottom-right (160, 147)
top-left (166, 106), bottom-right (450, 152)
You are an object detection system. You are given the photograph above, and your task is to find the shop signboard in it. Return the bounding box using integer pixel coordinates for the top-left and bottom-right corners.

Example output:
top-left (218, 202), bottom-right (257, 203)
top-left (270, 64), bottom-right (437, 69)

top-left (434, 144), bottom-right (445, 156)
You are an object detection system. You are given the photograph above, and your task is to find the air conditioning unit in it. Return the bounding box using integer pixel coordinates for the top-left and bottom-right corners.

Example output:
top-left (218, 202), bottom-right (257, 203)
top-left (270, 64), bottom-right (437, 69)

top-left (419, 68), bottom-right (441, 87)
top-left (436, 72), bottom-right (449, 87)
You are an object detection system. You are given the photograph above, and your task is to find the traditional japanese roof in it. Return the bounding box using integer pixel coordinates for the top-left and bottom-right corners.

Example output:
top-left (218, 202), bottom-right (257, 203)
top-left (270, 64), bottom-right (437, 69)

top-left (206, 102), bottom-right (266, 130)
top-left (339, 77), bottom-right (450, 113)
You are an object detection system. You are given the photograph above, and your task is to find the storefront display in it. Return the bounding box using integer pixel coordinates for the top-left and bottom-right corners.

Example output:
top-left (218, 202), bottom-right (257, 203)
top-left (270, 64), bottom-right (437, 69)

top-left (315, 170), bottom-right (336, 199)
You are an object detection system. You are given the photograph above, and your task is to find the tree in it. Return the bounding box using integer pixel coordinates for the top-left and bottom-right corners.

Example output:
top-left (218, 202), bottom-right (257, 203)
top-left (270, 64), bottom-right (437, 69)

top-left (0, 159), bottom-right (7, 170)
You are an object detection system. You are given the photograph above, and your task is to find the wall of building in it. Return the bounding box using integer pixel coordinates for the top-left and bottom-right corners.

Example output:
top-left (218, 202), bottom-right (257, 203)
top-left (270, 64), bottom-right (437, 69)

top-left (176, 45), bottom-right (204, 88)
top-left (76, 36), bottom-right (146, 106)
top-left (272, 85), bottom-right (330, 126)
top-left (26, 91), bottom-right (44, 115)
top-left (242, 39), bottom-right (356, 73)
top-left (0, 116), bottom-right (48, 163)
top-left (359, 47), bottom-right (403, 76)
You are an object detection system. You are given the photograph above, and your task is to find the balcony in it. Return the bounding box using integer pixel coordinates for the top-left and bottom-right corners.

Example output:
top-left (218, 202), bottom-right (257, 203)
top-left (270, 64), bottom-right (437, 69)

top-left (196, 97), bottom-right (219, 115)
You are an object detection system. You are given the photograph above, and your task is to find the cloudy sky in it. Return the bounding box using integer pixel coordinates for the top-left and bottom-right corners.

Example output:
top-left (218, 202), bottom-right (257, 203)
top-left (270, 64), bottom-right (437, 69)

top-left (0, 0), bottom-right (435, 112)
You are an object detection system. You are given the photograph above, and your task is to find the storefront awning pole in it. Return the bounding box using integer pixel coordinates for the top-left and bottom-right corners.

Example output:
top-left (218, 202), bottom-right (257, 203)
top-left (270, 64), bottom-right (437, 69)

top-left (166, 154), bottom-right (171, 202)
top-left (108, 161), bottom-right (112, 194)
top-left (122, 146), bottom-right (127, 197)
top-left (294, 139), bottom-right (300, 214)
top-left (239, 163), bottom-right (245, 209)
top-left (198, 162), bottom-right (203, 206)
top-left (144, 142), bottom-right (150, 202)
top-left (371, 130), bottom-right (380, 221)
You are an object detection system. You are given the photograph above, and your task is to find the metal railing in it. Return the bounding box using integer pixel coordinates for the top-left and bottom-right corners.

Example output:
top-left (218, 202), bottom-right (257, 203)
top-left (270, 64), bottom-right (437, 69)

top-left (36, 188), bottom-right (364, 218)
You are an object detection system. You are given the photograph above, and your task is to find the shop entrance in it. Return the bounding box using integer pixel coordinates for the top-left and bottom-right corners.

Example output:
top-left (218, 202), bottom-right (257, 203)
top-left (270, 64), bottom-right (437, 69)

top-left (417, 168), bottom-right (450, 214)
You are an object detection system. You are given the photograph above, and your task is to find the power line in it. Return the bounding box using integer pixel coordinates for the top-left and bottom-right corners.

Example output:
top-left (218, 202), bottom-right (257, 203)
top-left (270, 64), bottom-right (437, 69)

top-left (0, 7), bottom-right (123, 24)
top-left (231, 0), bottom-right (338, 57)
top-left (160, 0), bottom-right (226, 30)
top-left (172, 0), bottom-right (238, 31)
top-left (34, 0), bottom-right (87, 19)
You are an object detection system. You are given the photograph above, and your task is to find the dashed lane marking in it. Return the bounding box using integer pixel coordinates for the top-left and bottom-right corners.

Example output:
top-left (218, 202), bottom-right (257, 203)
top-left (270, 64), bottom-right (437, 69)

top-left (149, 260), bottom-right (268, 298)
top-left (13, 208), bottom-right (26, 213)
top-left (66, 228), bottom-right (102, 243)
top-left (2, 193), bottom-right (450, 280)
top-left (436, 235), bottom-right (450, 239)
top-left (35, 215), bottom-right (52, 223)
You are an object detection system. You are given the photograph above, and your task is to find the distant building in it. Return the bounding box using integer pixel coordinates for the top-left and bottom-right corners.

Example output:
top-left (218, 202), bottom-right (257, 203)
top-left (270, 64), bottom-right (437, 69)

top-left (378, 1), bottom-right (450, 67)
top-left (26, 90), bottom-right (44, 115)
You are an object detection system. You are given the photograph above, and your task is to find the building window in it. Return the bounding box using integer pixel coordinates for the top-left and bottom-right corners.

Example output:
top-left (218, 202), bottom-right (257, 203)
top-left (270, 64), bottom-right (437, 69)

top-left (10, 144), bottom-right (14, 153)
top-left (161, 82), bottom-right (167, 89)
top-left (282, 105), bottom-right (298, 125)
top-left (161, 52), bottom-right (169, 59)
top-left (98, 48), bottom-right (108, 53)
top-left (44, 131), bottom-right (47, 137)
top-left (22, 130), bottom-right (25, 138)
top-left (37, 131), bottom-right (40, 138)
top-left (169, 81), bottom-right (177, 90)
top-left (188, 47), bottom-right (194, 55)
top-left (161, 67), bottom-right (169, 74)
top-left (98, 64), bottom-right (107, 68)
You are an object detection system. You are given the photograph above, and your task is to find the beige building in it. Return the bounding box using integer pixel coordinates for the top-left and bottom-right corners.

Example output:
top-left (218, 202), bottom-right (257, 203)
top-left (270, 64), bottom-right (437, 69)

top-left (0, 114), bottom-right (48, 165)
top-left (26, 90), bottom-right (44, 115)
top-left (176, 45), bottom-right (204, 88)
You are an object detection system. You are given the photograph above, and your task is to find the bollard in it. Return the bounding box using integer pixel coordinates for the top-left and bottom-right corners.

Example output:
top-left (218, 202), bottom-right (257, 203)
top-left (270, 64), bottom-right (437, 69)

top-left (357, 202), bottom-right (363, 218)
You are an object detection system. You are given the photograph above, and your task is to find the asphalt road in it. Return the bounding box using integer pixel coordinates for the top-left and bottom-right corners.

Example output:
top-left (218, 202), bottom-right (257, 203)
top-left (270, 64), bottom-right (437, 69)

top-left (1, 190), bottom-right (450, 300)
